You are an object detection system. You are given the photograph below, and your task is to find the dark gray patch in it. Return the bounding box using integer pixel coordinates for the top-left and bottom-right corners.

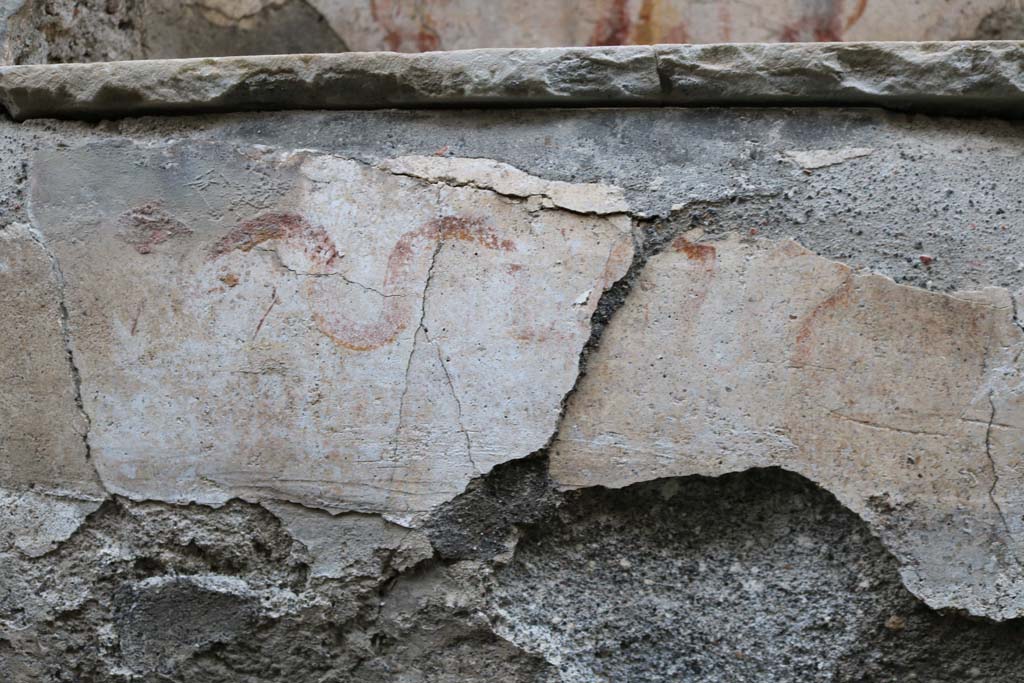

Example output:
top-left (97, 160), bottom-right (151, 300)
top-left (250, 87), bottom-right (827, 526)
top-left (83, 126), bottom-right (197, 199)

top-left (3, 0), bottom-right (346, 65)
top-left (140, 0), bottom-right (347, 60)
top-left (424, 456), bottom-right (561, 561)
top-left (490, 468), bottom-right (1024, 682)
top-left (114, 575), bottom-right (259, 673)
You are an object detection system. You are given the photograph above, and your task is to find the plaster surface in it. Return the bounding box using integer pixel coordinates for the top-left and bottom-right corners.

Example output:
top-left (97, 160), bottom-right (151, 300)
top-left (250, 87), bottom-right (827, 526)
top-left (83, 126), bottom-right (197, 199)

top-left (3, 56), bottom-right (1024, 676)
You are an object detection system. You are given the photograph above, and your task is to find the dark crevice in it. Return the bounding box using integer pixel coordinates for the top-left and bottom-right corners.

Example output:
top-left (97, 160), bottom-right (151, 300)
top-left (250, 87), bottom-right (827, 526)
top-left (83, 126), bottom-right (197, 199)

top-left (984, 392), bottom-right (1021, 569)
top-left (421, 202), bottom-right (734, 563)
top-left (423, 454), bottom-right (560, 562)
top-left (25, 225), bottom-right (93, 462)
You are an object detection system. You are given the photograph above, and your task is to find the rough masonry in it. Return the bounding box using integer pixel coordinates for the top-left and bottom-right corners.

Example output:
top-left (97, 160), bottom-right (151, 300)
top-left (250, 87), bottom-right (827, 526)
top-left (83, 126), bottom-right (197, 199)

top-left (3, 43), bottom-right (1024, 681)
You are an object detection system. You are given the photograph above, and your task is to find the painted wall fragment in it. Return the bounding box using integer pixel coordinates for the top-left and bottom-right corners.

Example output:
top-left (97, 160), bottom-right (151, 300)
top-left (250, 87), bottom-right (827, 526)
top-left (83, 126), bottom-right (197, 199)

top-left (312, 0), bottom-right (1020, 52)
top-left (0, 222), bottom-right (106, 555)
top-left (551, 235), bottom-right (1024, 620)
top-left (0, 223), bottom-right (102, 497)
top-left (28, 141), bottom-right (633, 523)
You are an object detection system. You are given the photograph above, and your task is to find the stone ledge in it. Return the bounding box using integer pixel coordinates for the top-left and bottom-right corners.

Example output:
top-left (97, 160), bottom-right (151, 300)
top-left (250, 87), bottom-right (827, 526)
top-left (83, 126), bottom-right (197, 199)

top-left (0, 41), bottom-right (1022, 120)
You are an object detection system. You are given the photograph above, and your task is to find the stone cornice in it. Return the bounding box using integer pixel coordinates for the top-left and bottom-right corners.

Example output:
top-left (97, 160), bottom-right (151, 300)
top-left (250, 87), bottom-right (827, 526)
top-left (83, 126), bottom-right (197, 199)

top-left (1, 41), bottom-right (1022, 120)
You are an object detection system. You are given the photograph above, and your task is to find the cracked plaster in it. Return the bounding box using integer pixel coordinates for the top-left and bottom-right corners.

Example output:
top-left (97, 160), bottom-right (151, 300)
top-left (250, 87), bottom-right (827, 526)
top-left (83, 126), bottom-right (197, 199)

top-left (25, 140), bottom-right (633, 524)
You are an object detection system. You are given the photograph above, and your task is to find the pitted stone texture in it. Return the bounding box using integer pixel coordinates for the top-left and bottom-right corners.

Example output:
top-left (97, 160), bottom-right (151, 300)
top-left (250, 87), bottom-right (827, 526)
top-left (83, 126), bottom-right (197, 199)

top-left (0, 496), bottom-right (551, 681)
top-left (4, 42), bottom-right (1024, 121)
top-left (653, 41), bottom-right (1024, 111)
top-left (29, 141), bottom-right (632, 520)
top-left (114, 574), bottom-right (261, 674)
top-left (0, 46), bottom-right (660, 120)
top-left (551, 235), bottom-right (1024, 620)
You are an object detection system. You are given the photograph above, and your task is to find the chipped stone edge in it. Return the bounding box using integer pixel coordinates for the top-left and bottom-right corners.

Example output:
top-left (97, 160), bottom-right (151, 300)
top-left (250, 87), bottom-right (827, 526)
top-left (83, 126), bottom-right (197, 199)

top-left (1, 41), bottom-right (1024, 121)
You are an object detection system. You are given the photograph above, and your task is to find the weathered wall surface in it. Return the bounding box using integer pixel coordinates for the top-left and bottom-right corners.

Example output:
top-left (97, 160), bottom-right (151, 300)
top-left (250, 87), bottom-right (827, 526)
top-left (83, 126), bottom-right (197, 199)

top-left (4, 0), bottom-right (1024, 63)
top-left (4, 45), bottom-right (1024, 680)
top-left (0, 0), bottom-right (347, 64)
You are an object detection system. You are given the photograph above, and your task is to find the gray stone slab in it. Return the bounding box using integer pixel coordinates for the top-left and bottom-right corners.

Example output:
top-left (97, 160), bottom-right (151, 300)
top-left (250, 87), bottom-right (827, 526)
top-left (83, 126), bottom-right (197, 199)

top-left (2, 42), bottom-right (1024, 120)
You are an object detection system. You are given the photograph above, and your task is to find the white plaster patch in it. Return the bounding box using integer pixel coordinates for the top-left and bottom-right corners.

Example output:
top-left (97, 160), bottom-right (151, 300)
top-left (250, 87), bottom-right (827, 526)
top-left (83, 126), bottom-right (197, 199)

top-left (783, 147), bottom-right (874, 169)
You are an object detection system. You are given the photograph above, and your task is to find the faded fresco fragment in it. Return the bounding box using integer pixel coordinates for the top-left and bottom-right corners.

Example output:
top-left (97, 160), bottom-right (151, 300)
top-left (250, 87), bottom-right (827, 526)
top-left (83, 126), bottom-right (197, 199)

top-left (29, 141), bottom-right (633, 521)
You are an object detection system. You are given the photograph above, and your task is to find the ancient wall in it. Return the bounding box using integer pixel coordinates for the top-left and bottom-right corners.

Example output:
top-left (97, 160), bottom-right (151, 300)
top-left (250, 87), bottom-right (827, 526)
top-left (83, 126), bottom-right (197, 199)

top-left (3, 43), bottom-right (1024, 681)
top-left (3, 0), bottom-right (1024, 64)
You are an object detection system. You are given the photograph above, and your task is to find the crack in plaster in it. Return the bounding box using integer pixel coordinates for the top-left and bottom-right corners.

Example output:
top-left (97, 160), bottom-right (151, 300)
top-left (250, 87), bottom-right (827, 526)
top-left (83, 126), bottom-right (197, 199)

top-left (378, 158), bottom-right (631, 219)
top-left (391, 199), bottom-right (444, 466)
top-left (262, 246), bottom-right (400, 297)
top-left (546, 224), bottom-right (1024, 621)
top-left (20, 139), bottom-right (1024, 626)
top-left (25, 225), bottom-right (95, 464)
top-left (427, 332), bottom-right (477, 476)
top-left (826, 410), bottom-right (952, 437)
top-left (984, 392), bottom-right (1020, 568)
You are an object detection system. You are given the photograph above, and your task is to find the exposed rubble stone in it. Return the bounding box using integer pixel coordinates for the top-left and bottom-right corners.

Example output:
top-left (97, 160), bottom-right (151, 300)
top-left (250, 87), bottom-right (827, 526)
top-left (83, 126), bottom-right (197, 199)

top-left (490, 469), bottom-right (1024, 682)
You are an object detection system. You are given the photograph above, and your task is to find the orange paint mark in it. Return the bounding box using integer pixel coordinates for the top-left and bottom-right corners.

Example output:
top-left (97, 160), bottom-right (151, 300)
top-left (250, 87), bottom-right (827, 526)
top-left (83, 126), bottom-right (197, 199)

top-left (794, 273), bottom-right (854, 362)
top-left (634, 0), bottom-right (657, 45)
top-left (252, 287), bottom-right (279, 341)
top-left (590, 0), bottom-right (631, 46)
top-left (370, 0), bottom-right (444, 52)
top-left (210, 212), bottom-right (342, 271)
top-left (215, 209), bottom-right (514, 352)
top-left (312, 297), bottom-right (411, 352)
top-left (665, 236), bottom-right (718, 324)
top-left (212, 212), bottom-right (296, 254)
top-left (313, 215), bottom-right (514, 352)
top-left (416, 19), bottom-right (441, 51)
top-left (370, 0), bottom-right (403, 51)
top-left (671, 236), bottom-right (716, 265)
top-left (117, 202), bottom-right (192, 255)
top-left (845, 0), bottom-right (869, 31)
